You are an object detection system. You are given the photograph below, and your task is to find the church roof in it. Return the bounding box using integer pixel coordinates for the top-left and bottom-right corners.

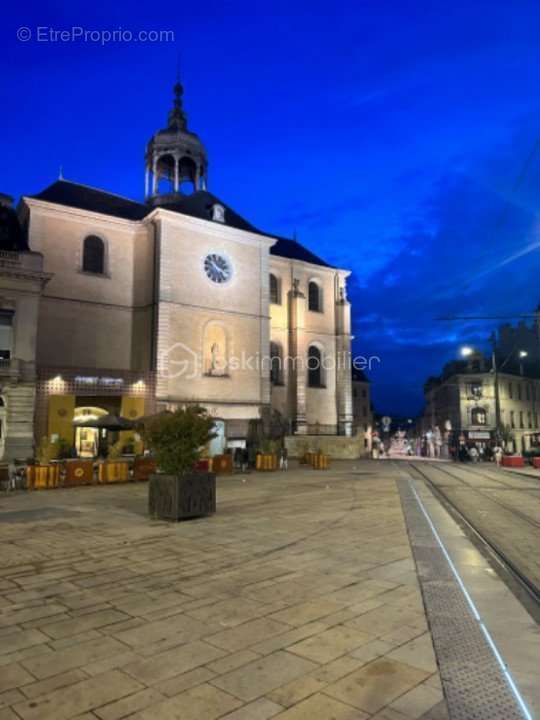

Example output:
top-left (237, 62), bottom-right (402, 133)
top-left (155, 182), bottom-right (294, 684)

top-left (31, 180), bottom-right (148, 221)
top-left (29, 180), bottom-right (334, 268)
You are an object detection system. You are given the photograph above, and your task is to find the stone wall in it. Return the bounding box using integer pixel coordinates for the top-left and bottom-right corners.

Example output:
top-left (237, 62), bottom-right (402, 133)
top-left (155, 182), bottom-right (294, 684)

top-left (285, 432), bottom-right (365, 459)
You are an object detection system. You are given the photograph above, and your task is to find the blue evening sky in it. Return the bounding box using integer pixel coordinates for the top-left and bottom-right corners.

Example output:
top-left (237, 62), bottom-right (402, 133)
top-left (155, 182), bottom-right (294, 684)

top-left (3, 1), bottom-right (540, 416)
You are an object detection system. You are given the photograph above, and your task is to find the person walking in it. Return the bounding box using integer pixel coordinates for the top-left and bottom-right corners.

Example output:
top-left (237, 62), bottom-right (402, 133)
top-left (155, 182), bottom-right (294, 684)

top-left (469, 445), bottom-right (479, 463)
top-left (493, 444), bottom-right (503, 466)
top-left (279, 446), bottom-right (288, 471)
top-left (241, 447), bottom-right (249, 473)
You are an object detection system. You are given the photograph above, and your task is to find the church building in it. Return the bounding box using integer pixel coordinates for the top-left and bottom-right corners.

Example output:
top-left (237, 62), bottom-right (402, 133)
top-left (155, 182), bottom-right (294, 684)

top-left (6, 80), bottom-right (353, 458)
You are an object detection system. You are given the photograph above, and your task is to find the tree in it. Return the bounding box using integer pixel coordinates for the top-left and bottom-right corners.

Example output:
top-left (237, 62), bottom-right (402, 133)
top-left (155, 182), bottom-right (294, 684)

top-left (143, 406), bottom-right (216, 475)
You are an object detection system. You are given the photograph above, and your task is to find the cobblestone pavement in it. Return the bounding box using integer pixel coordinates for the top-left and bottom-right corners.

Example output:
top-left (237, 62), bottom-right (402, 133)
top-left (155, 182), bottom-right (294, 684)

top-left (0, 462), bottom-right (447, 720)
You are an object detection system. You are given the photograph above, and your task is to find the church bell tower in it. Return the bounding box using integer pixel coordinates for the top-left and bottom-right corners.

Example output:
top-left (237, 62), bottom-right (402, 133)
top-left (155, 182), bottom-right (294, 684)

top-left (145, 81), bottom-right (208, 203)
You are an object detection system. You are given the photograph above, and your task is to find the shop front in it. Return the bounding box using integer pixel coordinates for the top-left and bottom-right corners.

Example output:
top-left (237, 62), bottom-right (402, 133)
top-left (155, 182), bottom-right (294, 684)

top-left (35, 368), bottom-right (155, 458)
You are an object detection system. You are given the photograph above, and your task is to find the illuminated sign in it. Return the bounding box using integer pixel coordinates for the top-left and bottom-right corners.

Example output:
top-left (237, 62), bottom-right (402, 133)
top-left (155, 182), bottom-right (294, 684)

top-left (74, 376), bottom-right (124, 388)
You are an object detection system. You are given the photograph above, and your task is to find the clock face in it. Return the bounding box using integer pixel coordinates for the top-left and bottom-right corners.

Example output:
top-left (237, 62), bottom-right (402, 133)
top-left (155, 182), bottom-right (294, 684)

top-left (204, 253), bottom-right (232, 284)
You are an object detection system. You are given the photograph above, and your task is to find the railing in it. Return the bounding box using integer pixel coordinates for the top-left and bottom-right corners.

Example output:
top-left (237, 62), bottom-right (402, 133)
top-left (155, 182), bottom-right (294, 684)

top-left (0, 250), bottom-right (21, 266)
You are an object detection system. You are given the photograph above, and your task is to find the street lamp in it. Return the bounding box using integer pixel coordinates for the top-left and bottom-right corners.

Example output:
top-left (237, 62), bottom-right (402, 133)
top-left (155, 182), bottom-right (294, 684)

top-left (460, 346), bottom-right (474, 357)
top-left (519, 350), bottom-right (528, 376)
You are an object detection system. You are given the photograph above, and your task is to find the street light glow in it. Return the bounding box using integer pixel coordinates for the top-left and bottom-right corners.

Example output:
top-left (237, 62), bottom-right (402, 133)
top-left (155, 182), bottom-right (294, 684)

top-left (460, 346), bottom-right (474, 357)
top-left (519, 350), bottom-right (528, 358)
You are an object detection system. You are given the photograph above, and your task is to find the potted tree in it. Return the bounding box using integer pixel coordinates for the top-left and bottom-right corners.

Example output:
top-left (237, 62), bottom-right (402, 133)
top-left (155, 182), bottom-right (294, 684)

top-left (144, 406), bottom-right (217, 520)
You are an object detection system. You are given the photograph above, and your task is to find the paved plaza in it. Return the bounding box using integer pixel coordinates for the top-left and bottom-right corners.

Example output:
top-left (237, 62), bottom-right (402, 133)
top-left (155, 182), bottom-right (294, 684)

top-left (0, 462), bottom-right (448, 720)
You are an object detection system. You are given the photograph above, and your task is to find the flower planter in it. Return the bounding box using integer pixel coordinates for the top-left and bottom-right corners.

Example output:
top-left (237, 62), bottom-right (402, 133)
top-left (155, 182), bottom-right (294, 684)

top-left (148, 472), bottom-right (216, 520)
top-left (212, 454), bottom-right (233, 474)
top-left (133, 457), bottom-right (157, 482)
top-left (256, 453), bottom-right (278, 471)
top-left (501, 456), bottom-right (525, 468)
top-left (27, 464), bottom-right (60, 490)
top-left (64, 460), bottom-right (94, 486)
top-left (99, 461), bottom-right (129, 483)
top-left (532, 457), bottom-right (540, 469)
top-left (312, 453), bottom-right (330, 470)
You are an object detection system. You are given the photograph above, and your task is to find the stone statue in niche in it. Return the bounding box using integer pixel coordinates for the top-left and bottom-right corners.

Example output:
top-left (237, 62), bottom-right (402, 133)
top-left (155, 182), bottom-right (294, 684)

top-left (211, 204), bottom-right (225, 223)
top-left (204, 324), bottom-right (228, 376)
top-left (207, 341), bottom-right (226, 376)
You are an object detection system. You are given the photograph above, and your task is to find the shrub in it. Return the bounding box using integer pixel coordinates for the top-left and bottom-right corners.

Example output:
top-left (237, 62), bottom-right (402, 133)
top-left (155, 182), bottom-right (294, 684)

top-left (36, 437), bottom-right (75, 464)
top-left (143, 406), bottom-right (216, 475)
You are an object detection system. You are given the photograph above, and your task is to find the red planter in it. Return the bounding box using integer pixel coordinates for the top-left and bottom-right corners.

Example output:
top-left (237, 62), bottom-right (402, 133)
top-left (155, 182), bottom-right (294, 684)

top-left (532, 457), bottom-right (540, 469)
top-left (501, 456), bottom-right (525, 468)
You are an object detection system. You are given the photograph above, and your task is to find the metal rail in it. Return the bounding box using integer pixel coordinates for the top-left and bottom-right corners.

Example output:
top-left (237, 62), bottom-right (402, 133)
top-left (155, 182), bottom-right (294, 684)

top-left (408, 462), bottom-right (540, 607)
top-left (417, 462), bottom-right (540, 531)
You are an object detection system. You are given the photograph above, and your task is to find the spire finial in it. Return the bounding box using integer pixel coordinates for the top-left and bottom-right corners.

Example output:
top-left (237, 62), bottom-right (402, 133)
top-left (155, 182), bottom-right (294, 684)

top-left (58, 165), bottom-right (64, 180)
top-left (168, 58), bottom-right (187, 131)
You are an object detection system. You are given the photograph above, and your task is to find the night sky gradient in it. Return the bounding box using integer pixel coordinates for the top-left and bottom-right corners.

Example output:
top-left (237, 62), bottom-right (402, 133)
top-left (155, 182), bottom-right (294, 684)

top-left (3, 1), bottom-right (540, 416)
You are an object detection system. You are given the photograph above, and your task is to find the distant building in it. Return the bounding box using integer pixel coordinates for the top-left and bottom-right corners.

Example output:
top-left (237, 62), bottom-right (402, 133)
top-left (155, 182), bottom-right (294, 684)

top-left (497, 310), bottom-right (540, 375)
top-left (352, 368), bottom-right (373, 455)
top-left (422, 349), bottom-right (540, 453)
top-left (0, 194), bottom-right (50, 460)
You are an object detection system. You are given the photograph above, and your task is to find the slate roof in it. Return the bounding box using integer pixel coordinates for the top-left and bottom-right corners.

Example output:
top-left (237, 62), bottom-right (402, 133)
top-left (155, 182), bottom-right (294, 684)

top-left (31, 181), bottom-right (148, 221)
top-left (29, 180), bottom-right (333, 268)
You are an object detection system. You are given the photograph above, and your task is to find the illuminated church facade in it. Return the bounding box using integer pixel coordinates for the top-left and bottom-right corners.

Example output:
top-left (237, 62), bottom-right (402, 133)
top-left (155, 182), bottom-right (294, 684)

top-left (3, 81), bottom-right (353, 457)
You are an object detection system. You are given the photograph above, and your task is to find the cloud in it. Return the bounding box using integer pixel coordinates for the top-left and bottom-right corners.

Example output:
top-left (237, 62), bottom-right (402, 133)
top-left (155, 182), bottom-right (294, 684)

top-left (348, 135), bottom-right (540, 416)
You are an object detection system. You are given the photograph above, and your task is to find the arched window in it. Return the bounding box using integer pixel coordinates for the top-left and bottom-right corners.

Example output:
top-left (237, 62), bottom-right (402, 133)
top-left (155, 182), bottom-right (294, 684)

top-left (307, 345), bottom-right (324, 387)
top-left (269, 274), bottom-right (281, 305)
top-left (308, 281), bottom-right (322, 312)
top-left (270, 341), bottom-right (283, 385)
top-left (82, 235), bottom-right (105, 275)
top-left (471, 407), bottom-right (487, 425)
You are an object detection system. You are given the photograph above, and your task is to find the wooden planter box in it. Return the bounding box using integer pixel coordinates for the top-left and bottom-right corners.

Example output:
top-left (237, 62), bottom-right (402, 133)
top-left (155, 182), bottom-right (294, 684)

top-left (148, 473), bottom-right (216, 520)
top-left (256, 453), bottom-right (278, 471)
top-left (64, 460), bottom-right (94, 486)
top-left (27, 464), bottom-right (60, 490)
top-left (133, 457), bottom-right (156, 482)
top-left (311, 454), bottom-right (330, 470)
top-left (501, 456), bottom-right (525, 468)
top-left (99, 461), bottom-right (129, 483)
top-left (212, 454), bottom-right (233, 474)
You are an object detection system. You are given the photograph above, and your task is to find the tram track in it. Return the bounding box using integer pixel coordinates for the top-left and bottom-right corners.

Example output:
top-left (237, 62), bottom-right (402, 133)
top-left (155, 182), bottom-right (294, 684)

top-left (407, 462), bottom-right (540, 611)
top-left (419, 462), bottom-right (540, 530)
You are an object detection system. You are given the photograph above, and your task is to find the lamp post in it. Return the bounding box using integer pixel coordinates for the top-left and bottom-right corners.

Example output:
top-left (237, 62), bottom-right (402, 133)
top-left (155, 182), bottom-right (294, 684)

top-left (519, 350), bottom-right (528, 376)
top-left (488, 334), bottom-right (502, 444)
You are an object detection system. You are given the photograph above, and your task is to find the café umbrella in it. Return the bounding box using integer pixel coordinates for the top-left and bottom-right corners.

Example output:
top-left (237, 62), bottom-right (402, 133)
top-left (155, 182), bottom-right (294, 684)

top-left (73, 414), bottom-right (135, 431)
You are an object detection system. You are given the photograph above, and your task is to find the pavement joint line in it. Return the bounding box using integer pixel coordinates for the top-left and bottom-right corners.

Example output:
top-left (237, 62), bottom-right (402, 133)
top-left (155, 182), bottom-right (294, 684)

top-left (397, 465), bottom-right (534, 720)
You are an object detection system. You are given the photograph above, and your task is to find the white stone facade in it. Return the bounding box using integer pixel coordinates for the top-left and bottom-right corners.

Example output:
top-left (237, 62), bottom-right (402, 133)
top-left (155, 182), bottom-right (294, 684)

top-left (22, 184), bottom-right (353, 448)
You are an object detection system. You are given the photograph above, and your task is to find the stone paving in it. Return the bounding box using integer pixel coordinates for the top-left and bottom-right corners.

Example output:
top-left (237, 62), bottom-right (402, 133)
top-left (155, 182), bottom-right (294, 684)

top-left (0, 461), bottom-right (447, 720)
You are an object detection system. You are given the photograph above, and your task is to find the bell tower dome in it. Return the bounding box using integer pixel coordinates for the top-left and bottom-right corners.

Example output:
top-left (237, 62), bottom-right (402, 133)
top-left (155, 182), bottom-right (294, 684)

top-left (145, 80), bottom-right (208, 203)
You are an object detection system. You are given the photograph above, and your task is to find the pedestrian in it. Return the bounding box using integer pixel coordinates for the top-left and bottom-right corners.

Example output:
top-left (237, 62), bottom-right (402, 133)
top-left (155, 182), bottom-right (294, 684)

top-left (234, 447), bottom-right (242, 470)
top-left (241, 447), bottom-right (249, 473)
top-left (469, 445), bottom-right (479, 463)
top-left (279, 446), bottom-right (288, 471)
top-left (493, 444), bottom-right (503, 466)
